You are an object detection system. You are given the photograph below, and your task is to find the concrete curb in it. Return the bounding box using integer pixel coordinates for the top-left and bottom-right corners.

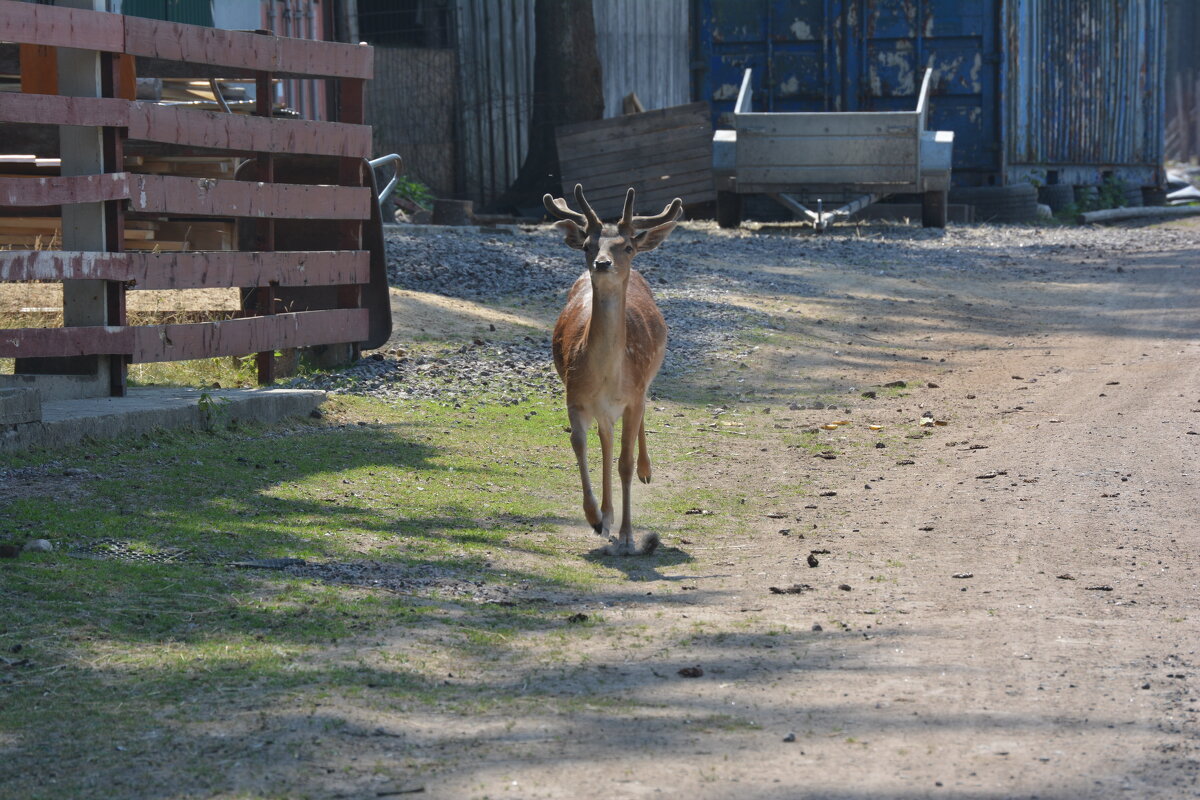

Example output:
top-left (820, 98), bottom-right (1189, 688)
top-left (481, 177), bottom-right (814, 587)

top-left (0, 387), bottom-right (325, 454)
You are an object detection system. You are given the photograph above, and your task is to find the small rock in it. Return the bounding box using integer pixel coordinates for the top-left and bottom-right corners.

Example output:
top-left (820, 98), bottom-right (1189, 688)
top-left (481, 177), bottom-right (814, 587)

top-left (811, 623), bottom-right (823, 632)
top-left (1056, 573), bottom-right (1076, 580)
top-left (838, 584), bottom-right (852, 591)
top-left (783, 732), bottom-right (797, 743)
top-left (566, 613), bottom-right (588, 624)
top-left (861, 390), bottom-right (877, 399)
top-left (0, 545), bottom-right (19, 559)
top-left (678, 666), bottom-right (704, 678)
top-left (927, 382), bottom-right (940, 388)
top-left (883, 380), bottom-right (907, 388)
top-left (807, 553), bottom-right (819, 568)
top-left (309, 408), bottom-right (324, 419)
top-left (23, 539), bottom-right (52, 553)
top-left (952, 572), bottom-right (973, 579)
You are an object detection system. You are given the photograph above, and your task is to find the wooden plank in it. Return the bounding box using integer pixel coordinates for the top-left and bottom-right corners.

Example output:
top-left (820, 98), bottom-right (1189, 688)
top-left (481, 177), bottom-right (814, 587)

top-left (0, 1), bottom-right (371, 80)
top-left (556, 102), bottom-right (711, 141)
top-left (557, 124), bottom-right (711, 164)
top-left (0, 94), bottom-right (371, 157)
top-left (0, 1), bottom-right (124, 53)
top-left (123, 15), bottom-right (373, 80)
top-left (0, 173), bottom-right (131, 207)
top-left (0, 310), bottom-right (369, 361)
top-left (129, 103), bottom-right (372, 156)
top-left (128, 175), bottom-right (372, 220)
top-left (0, 325), bottom-right (132, 360)
top-left (0, 250), bottom-right (370, 289)
top-left (561, 176), bottom-right (715, 219)
top-left (130, 309), bottom-right (369, 362)
top-left (19, 43), bottom-right (58, 95)
top-left (559, 141), bottom-right (712, 178)
top-left (563, 154), bottom-right (713, 193)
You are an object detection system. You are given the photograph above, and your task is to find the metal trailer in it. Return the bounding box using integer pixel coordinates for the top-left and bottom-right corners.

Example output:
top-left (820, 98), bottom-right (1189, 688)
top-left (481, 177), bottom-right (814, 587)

top-left (713, 67), bottom-right (954, 229)
top-left (694, 0), bottom-right (1164, 194)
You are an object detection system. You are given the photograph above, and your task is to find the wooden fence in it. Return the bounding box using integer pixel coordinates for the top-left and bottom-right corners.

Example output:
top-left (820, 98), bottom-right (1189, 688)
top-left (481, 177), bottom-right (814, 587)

top-left (0, 0), bottom-right (382, 396)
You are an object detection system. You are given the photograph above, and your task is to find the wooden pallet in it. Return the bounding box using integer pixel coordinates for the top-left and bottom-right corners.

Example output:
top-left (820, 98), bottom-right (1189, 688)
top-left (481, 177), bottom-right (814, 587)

top-left (555, 102), bottom-right (715, 219)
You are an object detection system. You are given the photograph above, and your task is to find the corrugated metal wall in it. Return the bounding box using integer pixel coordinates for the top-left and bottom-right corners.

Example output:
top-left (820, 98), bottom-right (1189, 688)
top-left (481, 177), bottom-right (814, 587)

top-left (454, 0), bottom-right (691, 205)
top-left (455, 0), bottom-right (536, 206)
top-left (1006, 0), bottom-right (1164, 173)
top-left (594, 0), bottom-right (690, 118)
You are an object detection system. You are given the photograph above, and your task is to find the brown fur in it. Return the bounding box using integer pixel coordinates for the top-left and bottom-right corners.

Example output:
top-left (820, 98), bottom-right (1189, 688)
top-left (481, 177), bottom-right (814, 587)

top-left (544, 186), bottom-right (679, 555)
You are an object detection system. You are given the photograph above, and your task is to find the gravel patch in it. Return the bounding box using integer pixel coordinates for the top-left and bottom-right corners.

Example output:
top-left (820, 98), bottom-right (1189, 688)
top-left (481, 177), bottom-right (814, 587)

top-left (297, 220), bottom-right (1193, 402)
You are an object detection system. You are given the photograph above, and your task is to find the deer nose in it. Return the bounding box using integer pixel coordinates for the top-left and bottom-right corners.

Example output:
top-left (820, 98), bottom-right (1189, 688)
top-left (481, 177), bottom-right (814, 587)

top-left (593, 258), bottom-right (612, 272)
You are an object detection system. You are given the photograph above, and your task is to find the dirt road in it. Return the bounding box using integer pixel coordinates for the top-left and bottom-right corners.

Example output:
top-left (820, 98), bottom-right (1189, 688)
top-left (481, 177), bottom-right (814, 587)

top-left (389, 220), bottom-right (1200, 798)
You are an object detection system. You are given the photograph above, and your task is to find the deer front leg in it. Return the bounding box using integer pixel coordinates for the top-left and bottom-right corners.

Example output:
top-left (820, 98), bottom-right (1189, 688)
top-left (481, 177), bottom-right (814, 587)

top-left (604, 403), bottom-right (658, 556)
top-left (568, 407), bottom-right (603, 535)
top-left (596, 416), bottom-right (616, 537)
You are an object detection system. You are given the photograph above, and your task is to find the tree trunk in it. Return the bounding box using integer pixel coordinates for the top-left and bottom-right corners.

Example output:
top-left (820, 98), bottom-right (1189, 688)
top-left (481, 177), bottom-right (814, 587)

top-left (489, 0), bottom-right (604, 214)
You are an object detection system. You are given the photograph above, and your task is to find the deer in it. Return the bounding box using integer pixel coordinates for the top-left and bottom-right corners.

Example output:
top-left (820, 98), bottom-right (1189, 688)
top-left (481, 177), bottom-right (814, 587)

top-left (543, 184), bottom-right (681, 556)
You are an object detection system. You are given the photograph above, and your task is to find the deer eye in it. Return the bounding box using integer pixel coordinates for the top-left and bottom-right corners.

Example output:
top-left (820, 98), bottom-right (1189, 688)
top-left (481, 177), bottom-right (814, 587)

top-left (624, 244), bottom-right (634, 253)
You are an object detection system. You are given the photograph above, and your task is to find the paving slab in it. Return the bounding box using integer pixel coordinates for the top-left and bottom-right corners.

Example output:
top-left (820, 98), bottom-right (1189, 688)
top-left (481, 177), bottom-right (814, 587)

top-left (0, 386), bottom-right (325, 454)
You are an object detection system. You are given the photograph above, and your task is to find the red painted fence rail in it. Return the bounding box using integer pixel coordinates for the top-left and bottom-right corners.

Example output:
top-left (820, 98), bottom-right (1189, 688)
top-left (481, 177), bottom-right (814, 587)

top-left (0, 0), bottom-right (381, 393)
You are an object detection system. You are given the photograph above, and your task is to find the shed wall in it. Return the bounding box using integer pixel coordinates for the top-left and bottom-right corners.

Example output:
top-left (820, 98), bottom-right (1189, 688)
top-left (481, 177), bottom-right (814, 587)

top-left (594, 0), bottom-right (691, 118)
top-left (1006, 0), bottom-right (1164, 184)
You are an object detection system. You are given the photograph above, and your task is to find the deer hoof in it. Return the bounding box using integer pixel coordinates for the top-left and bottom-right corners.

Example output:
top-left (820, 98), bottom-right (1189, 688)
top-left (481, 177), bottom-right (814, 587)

top-left (603, 538), bottom-right (637, 557)
top-left (591, 522), bottom-right (605, 536)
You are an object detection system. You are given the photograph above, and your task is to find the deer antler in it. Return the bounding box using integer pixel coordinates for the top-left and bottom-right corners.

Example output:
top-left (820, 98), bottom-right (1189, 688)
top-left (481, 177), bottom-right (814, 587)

top-left (619, 188), bottom-right (683, 238)
top-left (543, 184), bottom-right (603, 236)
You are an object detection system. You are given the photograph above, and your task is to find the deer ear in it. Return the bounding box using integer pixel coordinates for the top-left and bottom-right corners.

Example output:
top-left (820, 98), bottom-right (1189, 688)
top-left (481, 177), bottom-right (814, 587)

top-left (632, 220), bottom-right (678, 253)
top-left (554, 219), bottom-right (589, 250)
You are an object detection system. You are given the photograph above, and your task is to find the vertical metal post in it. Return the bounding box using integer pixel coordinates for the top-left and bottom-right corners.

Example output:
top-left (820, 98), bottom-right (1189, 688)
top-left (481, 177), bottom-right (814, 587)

top-left (255, 68), bottom-right (277, 386)
top-left (336, 75), bottom-right (366, 363)
top-left (101, 51), bottom-right (128, 397)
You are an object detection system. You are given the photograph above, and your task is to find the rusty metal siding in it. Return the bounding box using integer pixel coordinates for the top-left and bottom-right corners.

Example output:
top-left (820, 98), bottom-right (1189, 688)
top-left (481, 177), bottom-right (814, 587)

top-left (695, 0), bottom-right (1164, 187)
top-left (1006, 0), bottom-right (1164, 175)
top-left (455, 0), bottom-right (535, 206)
top-left (593, 0), bottom-right (690, 117)
top-left (696, 0), bottom-right (1003, 183)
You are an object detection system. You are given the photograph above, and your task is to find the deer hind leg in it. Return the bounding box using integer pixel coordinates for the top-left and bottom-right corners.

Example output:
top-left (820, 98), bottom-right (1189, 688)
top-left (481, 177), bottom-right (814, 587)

top-left (568, 407), bottom-right (603, 535)
top-left (637, 415), bottom-right (652, 484)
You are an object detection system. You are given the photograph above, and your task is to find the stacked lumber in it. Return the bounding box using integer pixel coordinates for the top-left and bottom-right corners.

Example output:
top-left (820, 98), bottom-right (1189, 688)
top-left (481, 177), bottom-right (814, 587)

top-left (555, 102), bottom-right (715, 219)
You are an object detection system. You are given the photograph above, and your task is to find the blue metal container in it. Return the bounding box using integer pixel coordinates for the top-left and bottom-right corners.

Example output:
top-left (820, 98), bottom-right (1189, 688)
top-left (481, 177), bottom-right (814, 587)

top-left (694, 0), bottom-right (1164, 188)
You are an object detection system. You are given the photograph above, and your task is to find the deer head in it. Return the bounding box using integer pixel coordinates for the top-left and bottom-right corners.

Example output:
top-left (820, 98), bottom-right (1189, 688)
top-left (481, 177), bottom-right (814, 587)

top-left (543, 185), bottom-right (683, 287)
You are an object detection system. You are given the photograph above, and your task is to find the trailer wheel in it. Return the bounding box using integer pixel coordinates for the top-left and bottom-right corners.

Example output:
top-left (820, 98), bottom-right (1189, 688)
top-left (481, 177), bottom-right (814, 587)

top-left (922, 190), bottom-right (947, 228)
top-left (716, 191), bottom-right (742, 229)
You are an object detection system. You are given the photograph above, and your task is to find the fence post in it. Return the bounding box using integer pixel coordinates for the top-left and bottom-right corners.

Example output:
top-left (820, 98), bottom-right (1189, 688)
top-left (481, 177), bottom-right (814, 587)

top-left (13, 0), bottom-right (116, 397)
